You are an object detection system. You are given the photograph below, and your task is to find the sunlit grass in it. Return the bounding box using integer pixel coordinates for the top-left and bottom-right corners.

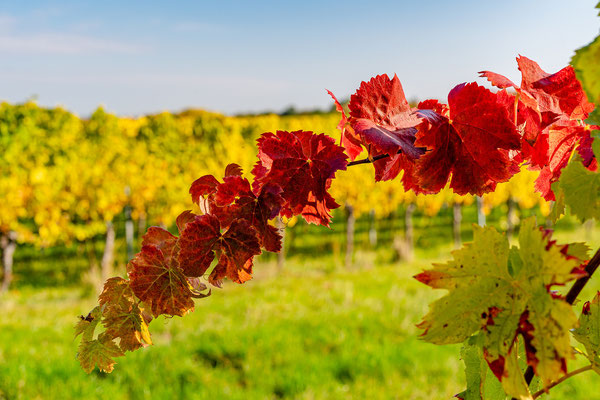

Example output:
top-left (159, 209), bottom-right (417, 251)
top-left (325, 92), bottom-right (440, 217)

top-left (2, 214), bottom-right (600, 399)
top-left (1, 258), bottom-right (462, 400)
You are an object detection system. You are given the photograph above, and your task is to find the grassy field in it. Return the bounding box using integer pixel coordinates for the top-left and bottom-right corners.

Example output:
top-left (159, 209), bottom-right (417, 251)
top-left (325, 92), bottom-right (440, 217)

top-left (1, 258), bottom-right (463, 400)
top-left (2, 212), bottom-right (600, 399)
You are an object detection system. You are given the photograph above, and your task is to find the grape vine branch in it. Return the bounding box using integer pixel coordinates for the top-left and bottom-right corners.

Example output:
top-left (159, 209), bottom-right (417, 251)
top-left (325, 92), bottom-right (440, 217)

top-left (73, 47), bottom-right (600, 399)
top-left (346, 152), bottom-right (391, 166)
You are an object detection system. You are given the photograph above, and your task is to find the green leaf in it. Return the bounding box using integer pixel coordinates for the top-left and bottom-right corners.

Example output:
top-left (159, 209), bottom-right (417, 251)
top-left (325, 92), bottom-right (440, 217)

top-left (572, 34), bottom-right (600, 113)
top-left (558, 158), bottom-right (600, 221)
top-left (564, 242), bottom-right (592, 262)
top-left (549, 182), bottom-right (565, 223)
top-left (458, 335), bottom-right (487, 400)
top-left (415, 218), bottom-right (585, 387)
top-left (77, 333), bottom-right (125, 374)
top-left (589, 108), bottom-right (600, 126)
top-left (501, 342), bottom-right (532, 400)
top-left (592, 130), bottom-right (600, 160)
top-left (573, 292), bottom-right (600, 374)
top-left (458, 334), bottom-right (508, 400)
top-left (571, 2), bottom-right (599, 125)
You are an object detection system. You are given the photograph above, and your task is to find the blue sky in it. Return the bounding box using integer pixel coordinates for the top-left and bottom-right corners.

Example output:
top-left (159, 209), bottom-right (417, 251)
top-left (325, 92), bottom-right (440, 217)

top-left (0, 1), bottom-right (598, 117)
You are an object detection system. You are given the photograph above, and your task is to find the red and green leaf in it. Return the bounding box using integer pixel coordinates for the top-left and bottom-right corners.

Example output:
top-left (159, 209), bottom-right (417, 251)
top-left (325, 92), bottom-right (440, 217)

top-left (98, 277), bottom-right (152, 352)
top-left (415, 218), bottom-right (588, 387)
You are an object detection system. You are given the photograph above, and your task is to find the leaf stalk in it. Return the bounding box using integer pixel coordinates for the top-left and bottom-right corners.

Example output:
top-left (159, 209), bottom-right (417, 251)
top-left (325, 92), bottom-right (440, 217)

top-left (531, 365), bottom-right (593, 399)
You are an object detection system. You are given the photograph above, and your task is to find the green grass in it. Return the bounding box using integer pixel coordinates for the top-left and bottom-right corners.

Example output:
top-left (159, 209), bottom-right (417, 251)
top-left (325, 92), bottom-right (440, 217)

top-left (3, 210), bottom-right (600, 399)
top-left (2, 254), bottom-right (600, 399)
top-left (0, 259), bottom-right (465, 400)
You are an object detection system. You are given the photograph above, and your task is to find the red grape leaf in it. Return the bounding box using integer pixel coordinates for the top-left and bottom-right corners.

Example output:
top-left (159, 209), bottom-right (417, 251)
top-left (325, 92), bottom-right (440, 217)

top-left (484, 58), bottom-right (599, 201)
top-left (214, 177), bottom-right (284, 252)
top-left (481, 55), bottom-right (594, 121)
top-left (352, 118), bottom-right (424, 162)
top-left (414, 83), bottom-right (520, 195)
top-left (190, 167), bottom-right (284, 252)
top-left (178, 214), bottom-right (261, 286)
top-left (176, 210), bottom-right (196, 233)
top-left (348, 74), bottom-right (424, 159)
top-left (519, 56), bottom-right (594, 120)
top-left (327, 89), bottom-right (363, 160)
top-left (326, 90), bottom-right (347, 132)
top-left (496, 89), bottom-right (543, 145)
top-left (577, 130), bottom-right (597, 169)
top-left (211, 218), bottom-right (261, 284)
top-left (224, 163), bottom-right (243, 177)
top-left (517, 55), bottom-right (551, 86)
top-left (190, 175), bottom-right (219, 205)
top-left (329, 74), bottom-right (426, 183)
top-left (369, 149), bottom-right (426, 192)
top-left (532, 119), bottom-right (597, 200)
top-left (252, 130), bottom-right (347, 226)
top-left (479, 71), bottom-right (517, 89)
top-left (142, 226), bottom-right (178, 252)
top-left (209, 256), bottom-right (254, 288)
top-left (128, 230), bottom-right (195, 317)
top-left (178, 213), bottom-right (221, 277)
top-left (480, 55), bottom-right (594, 182)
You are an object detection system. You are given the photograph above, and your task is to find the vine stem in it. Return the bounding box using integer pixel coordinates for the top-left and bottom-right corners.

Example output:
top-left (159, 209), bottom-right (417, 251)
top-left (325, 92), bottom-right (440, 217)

top-left (531, 365), bottom-right (593, 399)
top-left (564, 246), bottom-right (600, 305)
top-left (346, 153), bottom-right (390, 167)
top-left (345, 146), bottom-right (429, 167)
top-left (512, 246), bottom-right (600, 399)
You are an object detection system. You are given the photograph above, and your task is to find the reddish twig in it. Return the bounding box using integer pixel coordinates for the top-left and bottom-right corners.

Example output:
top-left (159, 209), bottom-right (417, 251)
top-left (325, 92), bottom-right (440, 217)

top-left (531, 365), bottom-right (593, 399)
top-left (346, 153), bottom-right (390, 167)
